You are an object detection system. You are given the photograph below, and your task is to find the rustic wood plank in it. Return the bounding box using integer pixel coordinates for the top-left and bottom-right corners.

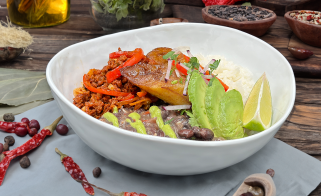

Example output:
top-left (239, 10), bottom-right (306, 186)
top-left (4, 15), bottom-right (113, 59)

top-left (172, 5), bottom-right (203, 22)
top-left (165, 0), bottom-right (204, 7)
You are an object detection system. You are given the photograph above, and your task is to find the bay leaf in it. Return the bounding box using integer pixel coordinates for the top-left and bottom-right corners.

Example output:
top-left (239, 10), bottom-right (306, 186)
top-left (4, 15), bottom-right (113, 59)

top-left (0, 99), bottom-right (53, 121)
top-left (0, 68), bottom-right (53, 106)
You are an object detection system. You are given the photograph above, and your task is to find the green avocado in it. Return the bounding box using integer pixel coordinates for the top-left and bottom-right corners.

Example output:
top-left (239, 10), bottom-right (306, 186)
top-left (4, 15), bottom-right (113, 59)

top-left (205, 77), bottom-right (225, 137)
top-left (217, 89), bottom-right (244, 140)
top-left (188, 71), bottom-right (211, 129)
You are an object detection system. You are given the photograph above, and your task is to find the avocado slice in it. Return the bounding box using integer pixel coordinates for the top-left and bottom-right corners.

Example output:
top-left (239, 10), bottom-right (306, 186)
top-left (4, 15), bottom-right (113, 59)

top-left (205, 78), bottom-right (225, 137)
top-left (217, 89), bottom-right (244, 140)
top-left (188, 71), bottom-right (212, 129)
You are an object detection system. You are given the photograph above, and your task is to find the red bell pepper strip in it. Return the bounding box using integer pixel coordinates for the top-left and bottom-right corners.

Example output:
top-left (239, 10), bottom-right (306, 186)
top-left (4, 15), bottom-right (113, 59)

top-left (217, 78), bottom-right (229, 91)
top-left (175, 61), bottom-right (188, 76)
top-left (106, 48), bottom-right (144, 83)
top-left (121, 93), bottom-right (135, 101)
top-left (0, 116), bottom-right (63, 186)
top-left (83, 74), bottom-right (129, 97)
top-left (56, 148), bottom-right (94, 195)
top-left (109, 51), bottom-right (135, 59)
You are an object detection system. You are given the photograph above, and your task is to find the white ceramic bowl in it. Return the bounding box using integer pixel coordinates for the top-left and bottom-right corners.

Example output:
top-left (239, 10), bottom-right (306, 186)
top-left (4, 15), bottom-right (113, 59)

top-left (46, 23), bottom-right (295, 175)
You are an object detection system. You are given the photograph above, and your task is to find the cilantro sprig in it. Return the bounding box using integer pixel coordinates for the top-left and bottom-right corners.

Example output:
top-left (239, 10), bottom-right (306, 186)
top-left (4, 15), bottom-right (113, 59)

top-left (163, 51), bottom-right (179, 62)
top-left (209, 59), bottom-right (221, 73)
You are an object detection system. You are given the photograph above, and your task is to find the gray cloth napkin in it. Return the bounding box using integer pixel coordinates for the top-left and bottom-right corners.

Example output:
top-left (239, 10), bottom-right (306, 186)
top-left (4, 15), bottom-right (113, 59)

top-left (1, 101), bottom-right (321, 196)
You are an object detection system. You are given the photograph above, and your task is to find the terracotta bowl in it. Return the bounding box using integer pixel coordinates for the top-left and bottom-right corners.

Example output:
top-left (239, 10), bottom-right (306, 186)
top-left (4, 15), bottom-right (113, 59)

top-left (202, 5), bottom-right (277, 37)
top-left (150, 18), bottom-right (188, 26)
top-left (285, 10), bottom-right (321, 48)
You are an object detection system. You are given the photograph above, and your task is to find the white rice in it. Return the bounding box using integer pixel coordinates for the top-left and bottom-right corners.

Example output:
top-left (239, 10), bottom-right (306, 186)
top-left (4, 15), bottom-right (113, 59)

top-left (173, 47), bottom-right (255, 104)
top-left (195, 53), bottom-right (254, 104)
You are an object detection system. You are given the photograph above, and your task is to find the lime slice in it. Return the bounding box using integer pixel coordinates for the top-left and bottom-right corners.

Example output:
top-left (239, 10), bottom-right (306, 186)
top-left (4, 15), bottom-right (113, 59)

top-left (243, 73), bottom-right (272, 131)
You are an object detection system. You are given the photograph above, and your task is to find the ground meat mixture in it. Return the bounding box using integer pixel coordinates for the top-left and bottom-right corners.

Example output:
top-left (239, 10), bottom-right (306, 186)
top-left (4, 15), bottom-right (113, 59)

top-left (73, 48), bottom-right (149, 119)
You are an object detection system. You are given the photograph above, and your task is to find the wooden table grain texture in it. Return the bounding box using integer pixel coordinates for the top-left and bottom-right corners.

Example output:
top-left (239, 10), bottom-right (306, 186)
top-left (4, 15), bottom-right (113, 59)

top-left (1, 1), bottom-right (321, 195)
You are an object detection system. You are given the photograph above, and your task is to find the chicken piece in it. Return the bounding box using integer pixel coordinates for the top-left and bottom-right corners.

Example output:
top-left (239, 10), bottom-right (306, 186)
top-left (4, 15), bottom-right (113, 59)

top-left (120, 47), bottom-right (190, 105)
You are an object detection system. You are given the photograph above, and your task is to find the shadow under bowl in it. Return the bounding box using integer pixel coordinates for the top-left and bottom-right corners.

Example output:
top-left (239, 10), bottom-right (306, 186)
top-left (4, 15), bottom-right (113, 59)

top-left (202, 5), bottom-right (277, 37)
top-left (284, 11), bottom-right (321, 48)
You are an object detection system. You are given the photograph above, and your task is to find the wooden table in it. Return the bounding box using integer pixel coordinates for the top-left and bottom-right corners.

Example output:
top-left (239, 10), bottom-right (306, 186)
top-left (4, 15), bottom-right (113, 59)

top-left (1, 1), bottom-right (321, 195)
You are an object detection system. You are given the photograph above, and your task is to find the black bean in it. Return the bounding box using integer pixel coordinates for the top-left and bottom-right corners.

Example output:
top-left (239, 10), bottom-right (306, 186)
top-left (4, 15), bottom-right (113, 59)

top-left (178, 129), bottom-right (194, 139)
top-left (93, 167), bottom-right (101, 178)
top-left (3, 113), bottom-right (14, 122)
top-left (199, 128), bottom-right (214, 141)
top-left (266, 168), bottom-right (275, 177)
top-left (20, 156), bottom-right (31, 168)
top-left (192, 127), bottom-right (201, 138)
top-left (4, 136), bottom-right (15, 146)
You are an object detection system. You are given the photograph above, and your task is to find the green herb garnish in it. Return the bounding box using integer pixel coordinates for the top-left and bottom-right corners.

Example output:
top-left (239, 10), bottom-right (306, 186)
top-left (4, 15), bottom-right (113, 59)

top-left (163, 51), bottom-right (179, 62)
top-left (185, 110), bottom-right (200, 127)
top-left (179, 77), bottom-right (183, 84)
top-left (165, 118), bottom-right (174, 125)
top-left (209, 59), bottom-right (221, 73)
top-left (171, 80), bottom-right (178, 84)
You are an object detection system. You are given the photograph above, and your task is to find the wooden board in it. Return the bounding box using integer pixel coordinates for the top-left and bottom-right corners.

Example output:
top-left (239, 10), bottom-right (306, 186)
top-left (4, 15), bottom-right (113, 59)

top-left (252, 0), bottom-right (321, 16)
top-left (165, 0), bottom-right (204, 7)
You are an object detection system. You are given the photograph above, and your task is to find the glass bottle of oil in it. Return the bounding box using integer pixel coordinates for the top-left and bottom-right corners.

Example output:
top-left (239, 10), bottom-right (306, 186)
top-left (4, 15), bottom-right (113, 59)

top-left (7, 0), bottom-right (70, 28)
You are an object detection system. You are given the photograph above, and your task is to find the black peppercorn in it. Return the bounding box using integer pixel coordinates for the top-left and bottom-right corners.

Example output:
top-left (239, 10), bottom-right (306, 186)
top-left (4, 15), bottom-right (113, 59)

top-left (20, 156), bottom-right (31, 168)
top-left (3, 113), bottom-right (15, 122)
top-left (93, 167), bottom-right (101, 178)
top-left (4, 136), bottom-right (15, 146)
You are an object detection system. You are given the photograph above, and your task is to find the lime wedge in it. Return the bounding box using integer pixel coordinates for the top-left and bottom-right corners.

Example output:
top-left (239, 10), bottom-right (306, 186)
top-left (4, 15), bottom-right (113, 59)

top-left (243, 73), bottom-right (272, 131)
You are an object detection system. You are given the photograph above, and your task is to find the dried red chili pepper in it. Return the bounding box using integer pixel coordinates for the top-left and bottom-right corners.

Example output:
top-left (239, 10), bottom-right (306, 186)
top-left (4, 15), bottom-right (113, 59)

top-left (0, 121), bottom-right (31, 135)
top-left (76, 179), bottom-right (147, 196)
top-left (0, 116), bottom-right (63, 185)
top-left (55, 148), bottom-right (95, 195)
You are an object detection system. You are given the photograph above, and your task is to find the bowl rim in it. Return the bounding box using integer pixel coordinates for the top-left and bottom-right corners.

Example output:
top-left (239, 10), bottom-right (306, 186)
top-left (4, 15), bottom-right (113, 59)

top-left (284, 10), bottom-right (321, 28)
top-left (202, 5), bottom-right (277, 25)
top-left (46, 22), bottom-right (296, 147)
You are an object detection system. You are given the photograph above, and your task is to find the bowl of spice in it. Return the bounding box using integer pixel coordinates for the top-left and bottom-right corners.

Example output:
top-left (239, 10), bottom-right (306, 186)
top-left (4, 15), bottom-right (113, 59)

top-left (285, 10), bottom-right (321, 47)
top-left (202, 5), bottom-right (277, 37)
top-left (0, 20), bottom-right (33, 61)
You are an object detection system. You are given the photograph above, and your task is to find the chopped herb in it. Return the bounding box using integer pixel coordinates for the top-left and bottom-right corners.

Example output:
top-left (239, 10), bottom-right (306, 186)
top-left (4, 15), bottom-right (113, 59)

top-left (163, 51), bottom-right (175, 60)
top-left (170, 69), bottom-right (174, 76)
top-left (180, 109), bottom-right (186, 115)
top-left (179, 77), bottom-right (183, 84)
top-left (165, 118), bottom-right (174, 125)
top-left (185, 110), bottom-right (200, 127)
top-left (209, 59), bottom-right (221, 73)
top-left (171, 80), bottom-right (178, 84)
top-left (208, 77), bottom-right (215, 87)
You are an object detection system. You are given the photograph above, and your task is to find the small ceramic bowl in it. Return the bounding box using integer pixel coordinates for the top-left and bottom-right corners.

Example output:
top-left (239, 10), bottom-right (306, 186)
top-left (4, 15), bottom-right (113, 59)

top-left (0, 47), bottom-right (23, 62)
top-left (285, 10), bottom-right (321, 48)
top-left (150, 18), bottom-right (188, 26)
top-left (202, 5), bottom-right (277, 37)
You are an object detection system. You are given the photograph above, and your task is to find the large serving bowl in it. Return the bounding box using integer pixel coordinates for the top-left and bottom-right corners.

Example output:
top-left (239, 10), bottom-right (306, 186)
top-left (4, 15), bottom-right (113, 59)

top-left (46, 23), bottom-right (295, 175)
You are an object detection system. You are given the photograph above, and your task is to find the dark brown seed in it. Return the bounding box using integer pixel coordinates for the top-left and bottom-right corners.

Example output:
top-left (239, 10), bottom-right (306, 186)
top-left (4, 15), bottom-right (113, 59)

top-left (3, 113), bottom-right (15, 122)
top-left (3, 143), bottom-right (9, 151)
top-left (178, 129), bottom-right (194, 139)
top-left (4, 135), bottom-right (15, 146)
top-left (0, 154), bottom-right (5, 162)
top-left (288, 47), bottom-right (313, 60)
top-left (93, 167), bottom-right (101, 178)
top-left (266, 168), bottom-right (275, 177)
top-left (199, 128), bottom-right (214, 141)
top-left (0, 143), bottom-right (3, 153)
top-left (20, 156), bottom-right (31, 168)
